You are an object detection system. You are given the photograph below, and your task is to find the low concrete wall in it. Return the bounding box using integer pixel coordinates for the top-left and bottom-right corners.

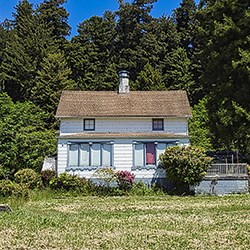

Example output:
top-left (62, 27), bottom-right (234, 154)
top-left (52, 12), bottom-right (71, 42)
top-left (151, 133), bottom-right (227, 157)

top-left (134, 176), bottom-right (249, 195)
top-left (195, 177), bottom-right (249, 195)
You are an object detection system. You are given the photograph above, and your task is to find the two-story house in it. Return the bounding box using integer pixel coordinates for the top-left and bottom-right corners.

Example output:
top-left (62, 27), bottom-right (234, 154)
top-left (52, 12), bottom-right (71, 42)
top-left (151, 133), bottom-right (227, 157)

top-left (55, 71), bottom-right (192, 184)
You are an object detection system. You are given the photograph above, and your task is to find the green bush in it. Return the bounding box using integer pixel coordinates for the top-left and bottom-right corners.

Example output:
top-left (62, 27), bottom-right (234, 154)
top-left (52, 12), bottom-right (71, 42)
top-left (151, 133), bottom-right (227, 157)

top-left (0, 165), bottom-right (12, 180)
top-left (0, 180), bottom-right (29, 198)
top-left (93, 168), bottom-right (118, 187)
top-left (41, 170), bottom-right (56, 187)
top-left (49, 172), bottom-right (87, 192)
top-left (14, 168), bottom-right (43, 189)
top-left (160, 146), bottom-right (212, 194)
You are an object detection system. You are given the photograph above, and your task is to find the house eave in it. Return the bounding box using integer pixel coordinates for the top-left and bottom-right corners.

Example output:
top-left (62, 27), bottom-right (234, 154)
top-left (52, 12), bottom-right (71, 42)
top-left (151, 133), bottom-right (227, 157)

top-left (55, 115), bottom-right (192, 119)
top-left (57, 132), bottom-right (190, 140)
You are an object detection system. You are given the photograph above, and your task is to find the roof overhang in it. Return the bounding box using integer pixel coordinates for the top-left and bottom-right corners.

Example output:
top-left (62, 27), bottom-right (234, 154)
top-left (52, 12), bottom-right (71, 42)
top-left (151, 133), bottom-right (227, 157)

top-left (58, 132), bottom-right (189, 140)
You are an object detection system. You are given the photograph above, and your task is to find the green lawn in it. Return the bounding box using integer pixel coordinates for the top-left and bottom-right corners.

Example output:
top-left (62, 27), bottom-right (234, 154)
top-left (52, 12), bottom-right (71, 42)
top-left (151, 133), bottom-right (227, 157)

top-left (0, 194), bottom-right (250, 249)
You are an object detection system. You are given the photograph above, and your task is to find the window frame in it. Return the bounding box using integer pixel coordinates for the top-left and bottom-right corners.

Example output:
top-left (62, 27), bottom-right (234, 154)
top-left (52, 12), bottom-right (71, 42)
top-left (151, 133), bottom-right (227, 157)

top-left (133, 141), bottom-right (179, 168)
top-left (133, 141), bottom-right (157, 167)
top-left (67, 141), bottom-right (114, 168)
top-left (84, 119), bottom-right (95, 131)
top-left (152, 118), bottom-right (164, 131)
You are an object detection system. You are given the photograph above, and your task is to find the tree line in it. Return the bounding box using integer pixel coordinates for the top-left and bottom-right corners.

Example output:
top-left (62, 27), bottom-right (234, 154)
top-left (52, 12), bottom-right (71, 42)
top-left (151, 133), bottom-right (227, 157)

top-left (0, 0), bottom-right (249, 176)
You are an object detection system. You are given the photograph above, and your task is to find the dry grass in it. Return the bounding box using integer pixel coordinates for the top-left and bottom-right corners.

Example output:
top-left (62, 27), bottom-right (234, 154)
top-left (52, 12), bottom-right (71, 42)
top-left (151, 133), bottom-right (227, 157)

top-left (0, 194), bottom-right (250, 249)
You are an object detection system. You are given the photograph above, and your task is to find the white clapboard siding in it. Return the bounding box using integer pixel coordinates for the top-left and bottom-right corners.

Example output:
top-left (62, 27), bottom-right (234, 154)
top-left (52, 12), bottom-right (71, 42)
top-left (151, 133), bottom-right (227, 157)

top-left (60, 119), bottom-right (83, 134)
top-left (57, 138), bottom-right (190, 179)
top-left (113, 140), bottom-right (133, 170)
top-left (164, 118), bottom-right (188, 134)
top-left (57, 139), bottom-right (68, 175)
top-left (60, 117), bottom-right (188, 135)
top-left (97, 119), bottom-right (151, 132)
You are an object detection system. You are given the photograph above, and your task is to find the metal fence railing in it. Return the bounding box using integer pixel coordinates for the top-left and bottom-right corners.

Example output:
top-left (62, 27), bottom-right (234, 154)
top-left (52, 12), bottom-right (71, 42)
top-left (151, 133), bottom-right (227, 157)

top-left (206, 163), bottom-right (248, 177)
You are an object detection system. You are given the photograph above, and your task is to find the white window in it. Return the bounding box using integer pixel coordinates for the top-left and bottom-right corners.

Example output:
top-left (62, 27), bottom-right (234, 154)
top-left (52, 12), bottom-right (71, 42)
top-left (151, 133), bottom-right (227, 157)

top-left (68, 142), bottom-right (113, 168)
top-left (133, 142), bottom-right (176, 167)
top-left (157, 143), bottom-right (167, 164)
top-left (134, 142), bottom-right (156, 166)
top-left (102, 144), bottom-right (112, 166)
top-left (91, 143), bottom-right (101, 166)
top-left (134, 143), bottom-right (144, 166)
top-left (68, 144), bottom-right (78, 166)
top-left (79, 144), bottom-right (89, 166)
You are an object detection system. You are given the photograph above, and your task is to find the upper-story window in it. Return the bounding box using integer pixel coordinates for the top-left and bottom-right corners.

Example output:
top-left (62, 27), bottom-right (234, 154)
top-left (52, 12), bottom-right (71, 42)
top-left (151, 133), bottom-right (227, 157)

top-left (84, 119), bottom-right (95, 131)
top-left (152, 118), bottom-right (164, 131)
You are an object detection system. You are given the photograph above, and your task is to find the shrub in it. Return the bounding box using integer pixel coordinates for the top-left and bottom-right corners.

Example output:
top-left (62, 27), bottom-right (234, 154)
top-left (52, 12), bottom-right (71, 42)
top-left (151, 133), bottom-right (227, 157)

top-left (93, 168), bottom-right (118, 187)
top-left (14, 168), bottom-right (43, 189)
top-left (50, 172), bottom-right (87, 192)
top-left (160, 146), bottom-right (212, 194)
top-left (41, 170), bottom-right (56, 187)
top-left (116, 170), bottom-right (135, 191)
top-left (0, 165), bottom-right (12, 180)
top-left (0, 180), bottom-right (29, 198)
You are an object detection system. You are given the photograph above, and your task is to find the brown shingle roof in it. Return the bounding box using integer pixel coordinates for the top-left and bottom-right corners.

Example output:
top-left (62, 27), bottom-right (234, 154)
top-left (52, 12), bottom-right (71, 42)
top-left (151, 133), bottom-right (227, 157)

top-left (58, 132), bottom-right (189, 140)
top-left (56, 90), bottom-right (192, 118)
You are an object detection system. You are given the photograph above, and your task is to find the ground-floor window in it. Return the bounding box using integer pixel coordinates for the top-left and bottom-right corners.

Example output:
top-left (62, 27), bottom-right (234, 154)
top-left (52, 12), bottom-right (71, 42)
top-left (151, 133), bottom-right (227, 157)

top-left (133, 141), bottom-right (177, 167)
top-left (68, 142), bottom-right (113, 167)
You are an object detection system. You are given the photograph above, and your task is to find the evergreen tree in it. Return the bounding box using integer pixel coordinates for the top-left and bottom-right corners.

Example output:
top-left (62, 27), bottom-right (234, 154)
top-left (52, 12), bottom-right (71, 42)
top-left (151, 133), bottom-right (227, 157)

top-left (173, 0), bottom-right (198, 56)
top-left (189, 97), bottom-right (213, 150)
top-left (197, 0), bottom-right (250, 155)
top-left (0, 20), bottom-right (12, 92)
top-left (68, 12), bottom-right (117, 90)
top-left (162, 47), bottom-right (194, 96)
top-left (134, 63), bottom-right (164, 90)
top-left (30, 52), bottom-right (75, 125)
top-left (0, 0), bottom-right (59, 102)
top-left (115, 0), bottom-right (157, 82)
top-left (37, 0), bottom-right (71, 43)
top-left (173, 0), bottom-right (202, 104)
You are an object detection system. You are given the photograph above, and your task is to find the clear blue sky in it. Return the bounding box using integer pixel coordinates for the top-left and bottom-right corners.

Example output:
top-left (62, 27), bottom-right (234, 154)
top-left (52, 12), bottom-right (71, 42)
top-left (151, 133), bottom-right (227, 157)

top-left (0, 0), bottom-right (198, 38)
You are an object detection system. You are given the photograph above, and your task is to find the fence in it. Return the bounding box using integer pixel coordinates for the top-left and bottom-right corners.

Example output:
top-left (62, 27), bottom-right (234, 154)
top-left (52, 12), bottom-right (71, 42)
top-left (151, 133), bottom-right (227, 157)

top-left (206, 163), bottom-right (248, 177)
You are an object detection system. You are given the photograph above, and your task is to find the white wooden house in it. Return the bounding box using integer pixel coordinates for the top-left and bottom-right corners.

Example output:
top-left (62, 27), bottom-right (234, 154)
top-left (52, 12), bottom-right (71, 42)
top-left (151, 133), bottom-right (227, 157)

top-left (55, 71), bottom-right (192, 183)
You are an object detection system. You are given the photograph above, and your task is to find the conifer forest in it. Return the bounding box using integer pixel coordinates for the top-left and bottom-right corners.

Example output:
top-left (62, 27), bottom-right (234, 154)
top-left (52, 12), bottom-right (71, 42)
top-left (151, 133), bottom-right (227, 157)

top-left (0, 0), bottom-right (249, 176)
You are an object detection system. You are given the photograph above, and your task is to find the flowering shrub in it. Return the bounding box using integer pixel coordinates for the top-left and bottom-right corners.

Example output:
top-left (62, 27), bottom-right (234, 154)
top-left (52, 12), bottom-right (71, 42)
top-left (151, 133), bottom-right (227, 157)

top-left (116, 170), bottom-right (135, 191)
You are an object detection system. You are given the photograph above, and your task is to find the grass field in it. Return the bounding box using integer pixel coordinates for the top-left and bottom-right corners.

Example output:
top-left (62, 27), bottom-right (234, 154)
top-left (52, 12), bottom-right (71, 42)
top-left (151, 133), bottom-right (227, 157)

top-left (0, 194), bottom-right (250, 249)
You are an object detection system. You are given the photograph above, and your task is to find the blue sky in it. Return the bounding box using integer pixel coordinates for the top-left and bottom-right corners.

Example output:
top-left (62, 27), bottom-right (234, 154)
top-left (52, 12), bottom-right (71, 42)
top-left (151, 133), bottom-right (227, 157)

top-left (0, 0), bottom-right (198, 38)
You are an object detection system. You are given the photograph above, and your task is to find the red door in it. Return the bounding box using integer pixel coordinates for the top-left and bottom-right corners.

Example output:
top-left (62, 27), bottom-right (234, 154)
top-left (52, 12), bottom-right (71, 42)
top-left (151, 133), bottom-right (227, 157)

top-left (146, 143), bottom-right (155, 165)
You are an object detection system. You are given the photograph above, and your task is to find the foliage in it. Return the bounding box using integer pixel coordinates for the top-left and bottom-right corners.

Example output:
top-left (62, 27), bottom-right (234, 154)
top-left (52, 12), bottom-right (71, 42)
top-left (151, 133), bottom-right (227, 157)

top-left (30, 51), bottom-right (75, 126)
top-left (37, 0), bottom-right (71, 41)
top-left (189, 97), bottom-right (213, 150)
top-left (14, 168), bottom-right (42, 189)
top-left (160, 146), bottom-right (212, 192)
top-left (0, 179), bottom-right (29, 198)
top-left (0, 93), bottom-right (56, 175)
top-left (116, 170), bottom-right (135, 191)
top-left (93, 168), bottom-right (118, 187)
top-left (41, 170), bottom-right (56, 187)
top-left (196, 0), bottom-right (250, 156)
top-left (0, 0), bottom-right (249, 178)
top-left (49, 172), bottom-right (87, 192)
top-left (129, 181), bottom-right (164, 196)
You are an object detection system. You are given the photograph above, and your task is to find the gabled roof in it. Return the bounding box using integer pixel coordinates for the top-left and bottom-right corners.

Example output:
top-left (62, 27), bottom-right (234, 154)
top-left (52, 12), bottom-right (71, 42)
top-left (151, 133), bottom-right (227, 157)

top-left (56, 90), bottom-right (192, 118)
